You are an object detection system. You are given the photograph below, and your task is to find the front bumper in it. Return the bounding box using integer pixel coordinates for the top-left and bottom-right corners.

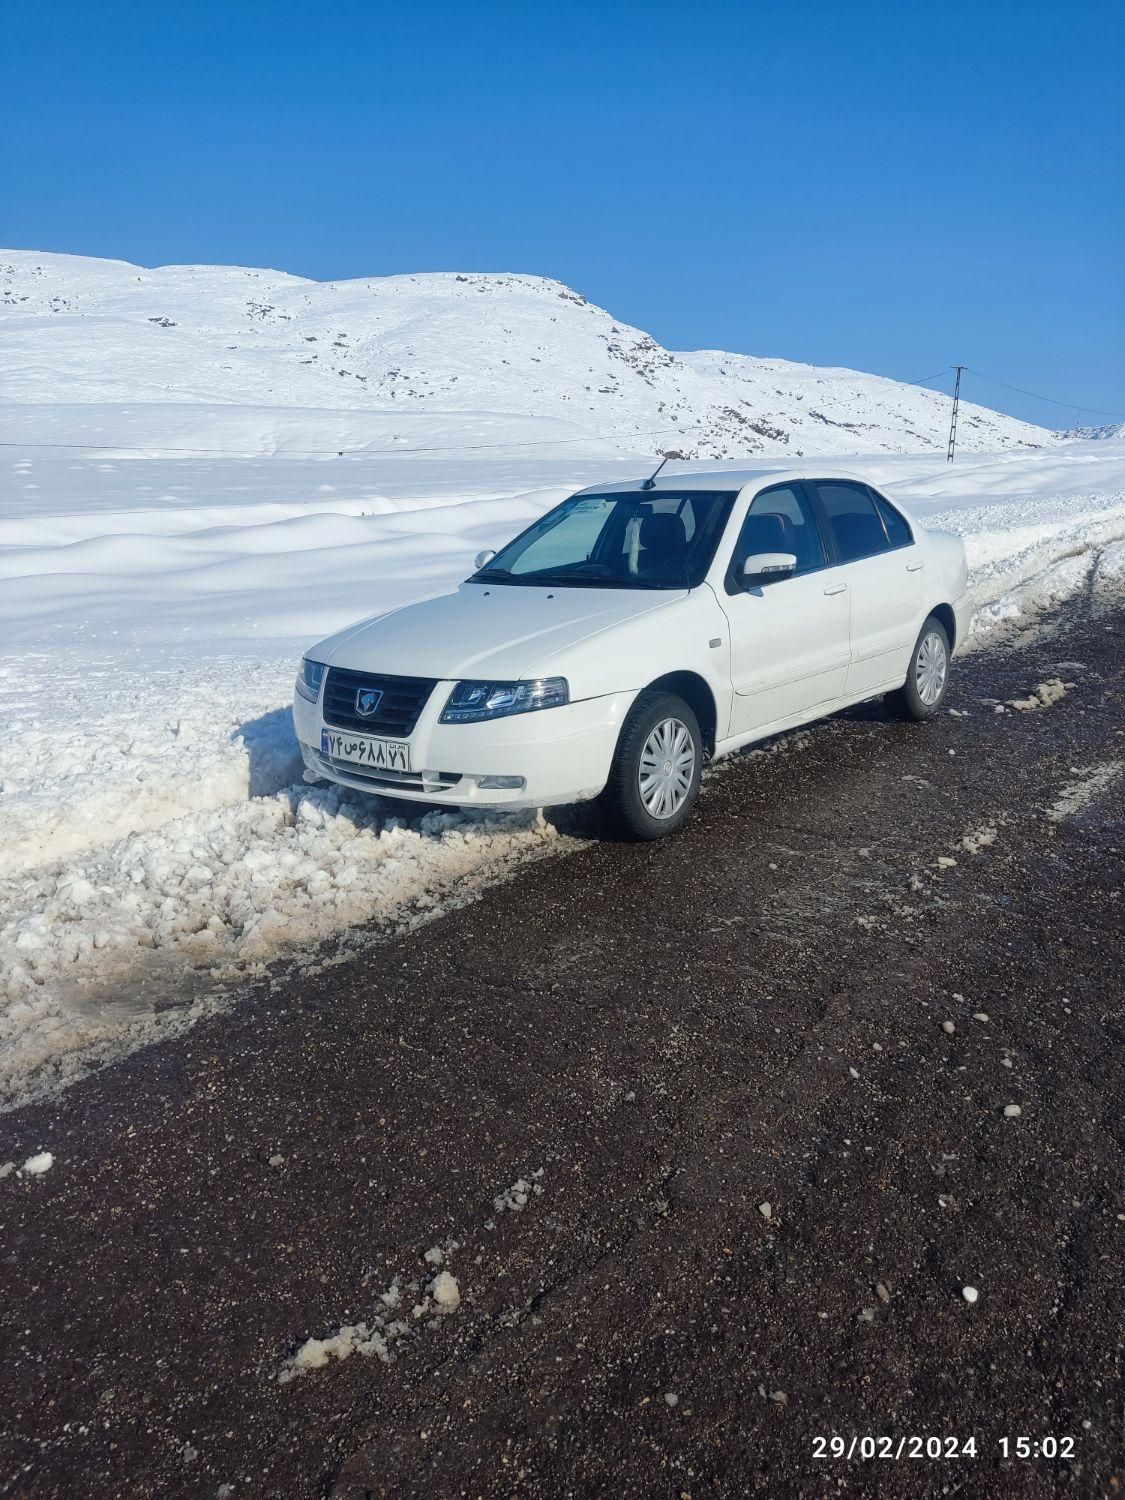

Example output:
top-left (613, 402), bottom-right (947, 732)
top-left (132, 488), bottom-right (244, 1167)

top-left (294, 681), bottom-right (637, 809)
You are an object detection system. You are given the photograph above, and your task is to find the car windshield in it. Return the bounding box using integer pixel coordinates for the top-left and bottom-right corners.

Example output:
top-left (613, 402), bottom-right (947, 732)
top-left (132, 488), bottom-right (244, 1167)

top-left (471, 490), bottom-right (736, 590)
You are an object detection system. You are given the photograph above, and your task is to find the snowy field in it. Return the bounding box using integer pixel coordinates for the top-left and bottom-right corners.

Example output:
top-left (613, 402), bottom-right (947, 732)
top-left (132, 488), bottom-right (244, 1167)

top-left (3, 412), bottom-right (1125, 1108)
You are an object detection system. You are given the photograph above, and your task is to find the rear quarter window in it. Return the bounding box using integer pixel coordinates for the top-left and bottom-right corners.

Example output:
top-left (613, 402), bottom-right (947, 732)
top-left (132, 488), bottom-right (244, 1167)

top-left (871, 490), bottom-right (914, 549)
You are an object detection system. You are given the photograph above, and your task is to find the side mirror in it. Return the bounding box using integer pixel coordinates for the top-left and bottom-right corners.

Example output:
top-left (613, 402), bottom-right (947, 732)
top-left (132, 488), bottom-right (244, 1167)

top-left (742, 552), bottom-right (797, 587)
top-left (474, 549), bottom-right (497, 571)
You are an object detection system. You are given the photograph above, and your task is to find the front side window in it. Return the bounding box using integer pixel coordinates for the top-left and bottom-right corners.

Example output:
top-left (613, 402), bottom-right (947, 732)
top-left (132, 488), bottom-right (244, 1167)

top-left (472, 490), bottom-right (736, 590)
top-left (813, 481), bottom-right (891, 564)
top-left (871, 489), bottom-right (914, 548)
top-left (727, 483), bottom-right (826, 590)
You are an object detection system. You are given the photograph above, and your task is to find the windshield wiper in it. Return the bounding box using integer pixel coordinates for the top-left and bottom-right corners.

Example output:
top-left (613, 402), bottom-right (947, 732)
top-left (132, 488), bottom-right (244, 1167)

top-left (472, 569), bottom-right (683, 590)
top-left (523, 573), bottom-right (677, 590)
top-left (523, 573), bottom-right (611, 588)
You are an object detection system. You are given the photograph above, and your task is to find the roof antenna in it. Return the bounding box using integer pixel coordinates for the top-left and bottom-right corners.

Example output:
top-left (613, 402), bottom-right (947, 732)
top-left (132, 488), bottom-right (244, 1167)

top-left (640, 454), bottom-right (669, 491)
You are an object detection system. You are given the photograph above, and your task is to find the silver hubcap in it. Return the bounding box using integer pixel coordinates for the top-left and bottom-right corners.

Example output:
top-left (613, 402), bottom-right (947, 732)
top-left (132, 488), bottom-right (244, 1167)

top-left (916, 630), bottom-right (948, 705)
top-left (639, 717), bottom-right (696, 819)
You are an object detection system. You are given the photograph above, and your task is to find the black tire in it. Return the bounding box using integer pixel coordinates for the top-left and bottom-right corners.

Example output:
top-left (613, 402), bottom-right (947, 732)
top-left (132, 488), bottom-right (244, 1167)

top-left (595, 690), bottom-right (703, 841)
top-left (885, 614), bottom-right (952, 721)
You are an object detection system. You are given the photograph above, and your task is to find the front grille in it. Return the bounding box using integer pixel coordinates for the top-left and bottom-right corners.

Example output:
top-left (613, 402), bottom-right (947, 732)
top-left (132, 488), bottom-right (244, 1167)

top-left (321, 756), bottom-right (462, 793)
top-left (322, 668), bottom-right (437, 737)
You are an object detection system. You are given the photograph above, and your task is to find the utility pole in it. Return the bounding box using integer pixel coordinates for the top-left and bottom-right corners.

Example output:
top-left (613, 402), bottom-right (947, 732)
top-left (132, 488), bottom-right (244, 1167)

top-left (947, 365), bottom-right (964, 462)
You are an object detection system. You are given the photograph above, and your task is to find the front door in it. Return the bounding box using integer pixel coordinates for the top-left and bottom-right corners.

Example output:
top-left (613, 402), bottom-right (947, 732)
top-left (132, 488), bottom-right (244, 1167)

top-left (719, 482), bottom-right (851, 736)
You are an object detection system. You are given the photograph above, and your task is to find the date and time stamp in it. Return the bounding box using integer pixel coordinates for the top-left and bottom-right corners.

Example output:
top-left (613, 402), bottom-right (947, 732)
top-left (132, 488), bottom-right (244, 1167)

top-left (812, 1434), bottom-right (1078, 1462)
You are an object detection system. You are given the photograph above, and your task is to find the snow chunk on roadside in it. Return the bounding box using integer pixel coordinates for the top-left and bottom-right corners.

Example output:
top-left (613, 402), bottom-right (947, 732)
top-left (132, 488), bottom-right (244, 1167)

top-left (278, 1271), bottom-right (417, 1383)
top-left (493, 1167), bottom-right (545, 1215)
top-left (961, 823), bottom-right (998, 854)
top-left (1008, 678), bottom-right (1073, 711)
top-left (429, 1271), bottom-right (461, 1312)
top-left (20, 1151), bottom-right (54, 1176)
top-left (279, 1261), bottom-right (462, 1383)
top-left (279, 1322), bottom-right (396, 1382)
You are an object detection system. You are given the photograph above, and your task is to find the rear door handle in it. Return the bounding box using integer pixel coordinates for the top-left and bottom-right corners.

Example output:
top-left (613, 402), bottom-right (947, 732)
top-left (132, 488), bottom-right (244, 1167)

top-left (906, 560), bottom-right (925, 572)
top-left (823, 582), bottom-right (848, 596)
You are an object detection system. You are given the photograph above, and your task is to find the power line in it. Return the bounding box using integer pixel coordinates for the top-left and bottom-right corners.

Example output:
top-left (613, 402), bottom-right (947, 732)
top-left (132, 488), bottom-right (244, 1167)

top-left (964, 367), bottom-right (1121, 422)
top-left (907, 367), bottom-right (952, 388)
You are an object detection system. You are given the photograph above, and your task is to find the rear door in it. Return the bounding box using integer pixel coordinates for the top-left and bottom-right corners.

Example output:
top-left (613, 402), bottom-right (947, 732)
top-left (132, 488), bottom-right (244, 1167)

top-left (807, 481), bottom-right (920, 696)
top-left (719, 482), bottom-right (850, 735)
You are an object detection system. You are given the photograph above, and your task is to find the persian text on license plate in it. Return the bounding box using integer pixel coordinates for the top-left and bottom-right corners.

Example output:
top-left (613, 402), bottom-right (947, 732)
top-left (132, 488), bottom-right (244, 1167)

top-left (321, 730), bottom-right (410, 772)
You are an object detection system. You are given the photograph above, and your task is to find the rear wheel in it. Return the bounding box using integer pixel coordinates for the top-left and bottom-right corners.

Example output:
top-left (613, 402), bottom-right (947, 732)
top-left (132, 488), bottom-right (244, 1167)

top-left (596, 690), bottom-right (703, 840)
top-left (885, 615), bottom-right (951, 721)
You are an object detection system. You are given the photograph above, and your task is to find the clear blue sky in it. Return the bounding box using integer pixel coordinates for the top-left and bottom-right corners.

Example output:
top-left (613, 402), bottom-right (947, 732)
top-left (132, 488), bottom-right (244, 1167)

top-left (4, 0), bottom-right (1122, 428)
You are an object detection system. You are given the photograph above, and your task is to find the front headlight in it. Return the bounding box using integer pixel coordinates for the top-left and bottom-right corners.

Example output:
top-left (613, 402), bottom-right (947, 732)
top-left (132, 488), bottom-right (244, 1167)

top-left (295, 657), bottom-right (327, 703)
top-left (440, 677), bottom-right (569, 724)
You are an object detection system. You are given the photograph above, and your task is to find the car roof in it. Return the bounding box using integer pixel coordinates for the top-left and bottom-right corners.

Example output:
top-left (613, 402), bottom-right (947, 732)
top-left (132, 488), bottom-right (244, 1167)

top-left (573, 464), bottom-right (873, 495)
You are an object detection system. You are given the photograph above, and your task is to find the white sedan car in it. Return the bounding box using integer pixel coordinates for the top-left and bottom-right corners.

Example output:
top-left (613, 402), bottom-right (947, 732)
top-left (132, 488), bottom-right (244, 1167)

top-left (294, 468), bottom-right (971, 839)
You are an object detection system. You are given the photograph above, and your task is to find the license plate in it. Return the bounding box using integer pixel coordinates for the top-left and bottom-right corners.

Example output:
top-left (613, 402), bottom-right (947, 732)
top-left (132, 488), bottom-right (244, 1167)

top-left (321, 729), bottom-right (410, 772)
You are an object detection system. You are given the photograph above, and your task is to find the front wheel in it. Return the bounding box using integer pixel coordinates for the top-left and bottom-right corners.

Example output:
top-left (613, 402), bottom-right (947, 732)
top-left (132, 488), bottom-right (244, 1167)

top-left (885, 615), bottom-right (952, 721)
top-left (596, 690), bottom-right (703, 841)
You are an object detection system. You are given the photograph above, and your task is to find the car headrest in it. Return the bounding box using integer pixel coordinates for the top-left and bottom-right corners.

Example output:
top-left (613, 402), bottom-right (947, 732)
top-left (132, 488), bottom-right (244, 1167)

top-left (740, 513), bottom-right (791, 555)
top-left (639, 512), bottom-right (687, 553)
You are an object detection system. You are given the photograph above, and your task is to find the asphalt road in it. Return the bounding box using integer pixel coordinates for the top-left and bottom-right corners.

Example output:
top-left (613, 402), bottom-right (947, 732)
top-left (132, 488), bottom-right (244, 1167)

top-left (2, 598), bottom-right (1124, 1500)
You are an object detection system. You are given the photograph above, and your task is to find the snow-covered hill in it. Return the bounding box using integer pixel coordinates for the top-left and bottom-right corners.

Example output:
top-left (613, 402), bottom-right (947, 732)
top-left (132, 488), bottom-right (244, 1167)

top-left (0, 250), bottom-right (1053, 457)
top-left (1061, 421), bottom-right (1125, 441)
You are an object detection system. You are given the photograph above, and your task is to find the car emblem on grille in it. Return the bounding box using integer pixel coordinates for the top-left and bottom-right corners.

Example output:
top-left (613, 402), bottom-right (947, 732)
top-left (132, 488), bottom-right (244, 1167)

top-left (355, 687), bottom-right (384, 718)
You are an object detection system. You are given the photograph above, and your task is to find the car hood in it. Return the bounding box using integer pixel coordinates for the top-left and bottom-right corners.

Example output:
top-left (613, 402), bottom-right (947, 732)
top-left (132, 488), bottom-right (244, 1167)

top-left (313, 582), bottom-right (686, 682)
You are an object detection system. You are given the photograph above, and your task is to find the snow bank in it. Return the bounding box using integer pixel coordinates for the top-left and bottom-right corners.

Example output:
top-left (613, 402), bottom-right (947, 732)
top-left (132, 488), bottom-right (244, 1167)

top-left (0, 783), bottom-right (563, 1107)
top-left (1, 652), bottom-right (301, 876)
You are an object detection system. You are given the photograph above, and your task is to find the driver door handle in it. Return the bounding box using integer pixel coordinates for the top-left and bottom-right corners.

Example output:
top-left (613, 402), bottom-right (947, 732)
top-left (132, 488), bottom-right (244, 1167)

top-left (906, 560), bottom-right (925, 572)
top-left (823, 582), bottom-right (848, 596)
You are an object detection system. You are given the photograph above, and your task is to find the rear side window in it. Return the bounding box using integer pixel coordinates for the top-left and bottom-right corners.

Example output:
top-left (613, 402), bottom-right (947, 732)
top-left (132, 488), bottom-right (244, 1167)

top-left (812, 482), bottom-right (890, 564)
top-left (871, 490), bottom-right (913, 548)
